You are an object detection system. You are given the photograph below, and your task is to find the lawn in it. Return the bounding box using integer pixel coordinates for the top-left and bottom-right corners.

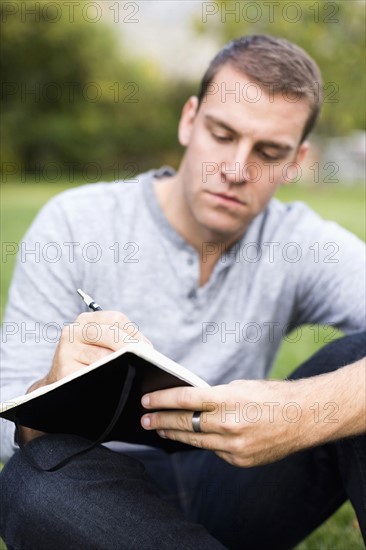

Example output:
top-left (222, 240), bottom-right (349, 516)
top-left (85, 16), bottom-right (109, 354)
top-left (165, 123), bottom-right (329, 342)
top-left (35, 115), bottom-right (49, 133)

top-left (0, 180), bottom-right (365, 549)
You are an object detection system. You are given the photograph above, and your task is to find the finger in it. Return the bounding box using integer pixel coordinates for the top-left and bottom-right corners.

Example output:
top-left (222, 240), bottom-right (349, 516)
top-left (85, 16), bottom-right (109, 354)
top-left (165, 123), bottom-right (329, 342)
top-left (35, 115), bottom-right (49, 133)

top-left (141, 411), bottom-right (209, 432)
top-left (141, 385), bottom-right (224, 413)
top-left (76, 310), bottom-right (133, 328)
top-left (75, 311), bottom-right (152, 348)
top-left (156, 429), bottom-right (225, 452)
top-left (77, 342), bottom-right (114, 366)
top-left (141, 409), bottom-right (221, 434)
top-left (78, 324), bottom-right (132, 350)
top-left (50, 340), bottom-right (113, 380)
top-left (74, 323), bottom-right (148, 352)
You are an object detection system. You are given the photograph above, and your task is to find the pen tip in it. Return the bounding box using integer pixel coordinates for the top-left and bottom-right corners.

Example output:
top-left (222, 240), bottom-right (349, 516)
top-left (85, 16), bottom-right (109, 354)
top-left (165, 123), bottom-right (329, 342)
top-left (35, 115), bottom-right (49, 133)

top-left (76, 288), bottom-right (94, 307)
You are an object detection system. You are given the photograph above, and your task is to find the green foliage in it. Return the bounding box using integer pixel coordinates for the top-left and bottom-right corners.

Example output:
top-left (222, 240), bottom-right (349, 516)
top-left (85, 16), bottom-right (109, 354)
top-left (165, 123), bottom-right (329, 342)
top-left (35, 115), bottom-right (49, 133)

top-left (3, 0), bottom-right (364, 182)
top-left (193, 0), bottom-right (365, 136)
top-left (1, 0), bottom-right (191, 179)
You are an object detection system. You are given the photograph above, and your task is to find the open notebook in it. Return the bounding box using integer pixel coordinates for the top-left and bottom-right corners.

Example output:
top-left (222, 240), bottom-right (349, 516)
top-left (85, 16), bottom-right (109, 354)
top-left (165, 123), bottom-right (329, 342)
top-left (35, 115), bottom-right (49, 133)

top-left (0, 343), bottom-right (210, 453)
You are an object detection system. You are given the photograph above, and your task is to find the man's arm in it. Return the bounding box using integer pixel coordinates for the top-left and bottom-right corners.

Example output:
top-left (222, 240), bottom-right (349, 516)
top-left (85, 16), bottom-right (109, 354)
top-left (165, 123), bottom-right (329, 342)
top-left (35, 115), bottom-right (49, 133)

top-left (0, 196), bottom-right (82, 462)
top-left (293, 212), bottom-right (366, 334)
top-left (140, 358), bottom-right (366, 467)
top-left (19, 310), bottom-right (152, 444)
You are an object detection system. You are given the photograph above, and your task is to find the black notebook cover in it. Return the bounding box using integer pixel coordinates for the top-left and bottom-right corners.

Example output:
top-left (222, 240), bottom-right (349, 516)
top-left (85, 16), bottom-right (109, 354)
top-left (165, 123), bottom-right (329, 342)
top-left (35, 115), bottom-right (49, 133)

top-left (0, 345), bottom-right (209, 453)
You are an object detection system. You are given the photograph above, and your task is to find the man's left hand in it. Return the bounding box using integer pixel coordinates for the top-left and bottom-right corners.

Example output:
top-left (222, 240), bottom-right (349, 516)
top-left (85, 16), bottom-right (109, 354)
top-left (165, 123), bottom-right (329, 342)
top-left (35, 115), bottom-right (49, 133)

top-left (141, 379), bottom-right (310, 467)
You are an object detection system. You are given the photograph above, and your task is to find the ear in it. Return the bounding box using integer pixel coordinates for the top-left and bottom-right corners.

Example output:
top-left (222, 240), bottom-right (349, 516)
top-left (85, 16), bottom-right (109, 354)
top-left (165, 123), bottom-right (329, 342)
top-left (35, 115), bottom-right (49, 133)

top-left (283, 141), bottom-right (310, 184)
top-left (178, 96), bottom-right (199, 147)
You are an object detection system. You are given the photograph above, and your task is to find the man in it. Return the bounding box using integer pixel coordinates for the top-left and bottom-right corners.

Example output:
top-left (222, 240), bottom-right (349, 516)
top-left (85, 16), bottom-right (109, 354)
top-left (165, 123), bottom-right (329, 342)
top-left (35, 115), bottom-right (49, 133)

top-left (1, 35), bottom-right (365, 549)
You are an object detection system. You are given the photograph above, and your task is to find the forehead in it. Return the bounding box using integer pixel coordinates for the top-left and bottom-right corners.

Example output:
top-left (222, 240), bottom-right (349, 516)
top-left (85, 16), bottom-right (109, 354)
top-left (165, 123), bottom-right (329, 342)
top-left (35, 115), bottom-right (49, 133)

top-left (198, 65), bottom-right (311, 146)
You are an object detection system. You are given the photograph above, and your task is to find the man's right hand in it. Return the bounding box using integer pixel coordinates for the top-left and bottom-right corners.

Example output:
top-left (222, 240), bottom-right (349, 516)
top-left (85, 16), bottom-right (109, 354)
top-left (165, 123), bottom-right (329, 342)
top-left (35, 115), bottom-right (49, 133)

top-left (47, 311), bottom-right (151, 384)
top-left (19, 311), bottom-right (151, 443)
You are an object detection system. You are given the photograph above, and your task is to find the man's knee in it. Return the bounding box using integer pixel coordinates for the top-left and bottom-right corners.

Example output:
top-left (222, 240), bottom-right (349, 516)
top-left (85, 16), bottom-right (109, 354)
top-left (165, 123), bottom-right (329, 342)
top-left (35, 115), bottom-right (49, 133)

top-left (0, 434), bottom-right (111, 549)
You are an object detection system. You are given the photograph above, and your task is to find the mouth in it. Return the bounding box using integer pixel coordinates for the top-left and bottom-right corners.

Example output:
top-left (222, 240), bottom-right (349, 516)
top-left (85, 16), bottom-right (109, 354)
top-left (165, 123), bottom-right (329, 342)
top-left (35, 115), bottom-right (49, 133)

top-left (207, 192), bottom-right (246, 206)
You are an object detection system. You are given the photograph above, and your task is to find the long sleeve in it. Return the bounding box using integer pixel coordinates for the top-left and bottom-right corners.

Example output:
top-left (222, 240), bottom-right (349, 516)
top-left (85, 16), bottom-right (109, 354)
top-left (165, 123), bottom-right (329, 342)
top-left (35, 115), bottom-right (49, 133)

top-left (1, 195), bottom-right (83, 462)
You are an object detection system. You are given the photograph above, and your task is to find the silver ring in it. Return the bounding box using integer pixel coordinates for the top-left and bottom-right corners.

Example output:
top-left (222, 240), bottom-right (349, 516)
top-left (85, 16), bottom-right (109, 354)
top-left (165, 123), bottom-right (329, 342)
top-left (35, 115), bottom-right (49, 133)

top-left (192, 411), bottom-right (202, 433)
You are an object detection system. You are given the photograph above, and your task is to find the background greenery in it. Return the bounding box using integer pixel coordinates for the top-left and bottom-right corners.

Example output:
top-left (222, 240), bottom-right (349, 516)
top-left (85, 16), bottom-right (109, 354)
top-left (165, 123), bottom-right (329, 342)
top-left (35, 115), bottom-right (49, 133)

top-left (1, 0), bottom-right (191, 178)
top-left (1, 0), bottom-right (365, 180)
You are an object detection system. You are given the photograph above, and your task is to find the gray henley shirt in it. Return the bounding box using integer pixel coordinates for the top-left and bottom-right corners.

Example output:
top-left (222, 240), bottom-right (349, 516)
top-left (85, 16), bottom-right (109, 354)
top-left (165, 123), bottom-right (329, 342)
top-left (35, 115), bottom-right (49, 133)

top-left (1, 166), bottom-right (365, 462)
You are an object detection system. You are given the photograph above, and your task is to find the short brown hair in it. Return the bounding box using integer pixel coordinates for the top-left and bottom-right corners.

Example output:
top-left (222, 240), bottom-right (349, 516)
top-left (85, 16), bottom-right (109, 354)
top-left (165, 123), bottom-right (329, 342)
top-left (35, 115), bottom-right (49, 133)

top-left (197, 35), bottom-right (323, 142)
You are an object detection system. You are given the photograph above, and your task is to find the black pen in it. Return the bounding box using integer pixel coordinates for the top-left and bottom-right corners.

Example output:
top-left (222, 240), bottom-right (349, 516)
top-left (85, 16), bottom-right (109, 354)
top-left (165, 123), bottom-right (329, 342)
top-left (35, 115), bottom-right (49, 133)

top-left (77, 288), bottom-right (103, 311)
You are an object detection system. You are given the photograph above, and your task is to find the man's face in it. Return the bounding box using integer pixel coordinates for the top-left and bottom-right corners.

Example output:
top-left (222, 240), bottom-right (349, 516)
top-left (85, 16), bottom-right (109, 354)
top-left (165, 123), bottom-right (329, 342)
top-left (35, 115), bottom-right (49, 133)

top-left (176, 64), bottom-right (310, 245)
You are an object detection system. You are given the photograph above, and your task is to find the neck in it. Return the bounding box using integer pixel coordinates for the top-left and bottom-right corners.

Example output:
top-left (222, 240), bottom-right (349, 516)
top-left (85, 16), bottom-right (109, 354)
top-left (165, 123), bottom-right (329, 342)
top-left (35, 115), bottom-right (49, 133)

top-left (153, 172), bottom-right (245, 286)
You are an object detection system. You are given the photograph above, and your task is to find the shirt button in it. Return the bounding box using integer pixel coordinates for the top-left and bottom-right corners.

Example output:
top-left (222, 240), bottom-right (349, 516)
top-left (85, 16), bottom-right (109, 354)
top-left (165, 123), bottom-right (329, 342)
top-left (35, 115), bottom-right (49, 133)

top-left (187, 257), bottom-right (194, 265)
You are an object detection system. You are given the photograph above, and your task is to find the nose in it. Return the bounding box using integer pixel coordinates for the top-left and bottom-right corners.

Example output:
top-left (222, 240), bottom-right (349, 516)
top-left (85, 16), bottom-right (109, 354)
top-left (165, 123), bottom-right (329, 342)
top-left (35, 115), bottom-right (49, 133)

top-left (220, 143), bottom-right (252, 185)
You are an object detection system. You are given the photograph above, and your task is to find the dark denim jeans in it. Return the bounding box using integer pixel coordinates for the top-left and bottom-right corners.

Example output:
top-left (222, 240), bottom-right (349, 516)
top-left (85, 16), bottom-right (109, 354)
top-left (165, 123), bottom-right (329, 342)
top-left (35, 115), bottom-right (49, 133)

top-left (1, 332), bottom-right (365, 549)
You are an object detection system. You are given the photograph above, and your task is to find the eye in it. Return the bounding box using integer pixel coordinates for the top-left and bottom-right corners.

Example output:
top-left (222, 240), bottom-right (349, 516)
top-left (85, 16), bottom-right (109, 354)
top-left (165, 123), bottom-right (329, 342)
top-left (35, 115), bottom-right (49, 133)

top-left (260, 151), bottom-right (281, 161)
top-left (212, 133), bottom-right (232, 143)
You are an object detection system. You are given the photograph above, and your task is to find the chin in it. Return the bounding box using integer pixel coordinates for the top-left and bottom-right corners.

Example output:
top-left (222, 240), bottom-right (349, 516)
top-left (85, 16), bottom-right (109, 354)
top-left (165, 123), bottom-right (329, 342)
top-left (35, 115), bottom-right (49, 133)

top-left (200, 222), bottom-right (245, 243)
top-left (199, 213), bottom-right (247, 239)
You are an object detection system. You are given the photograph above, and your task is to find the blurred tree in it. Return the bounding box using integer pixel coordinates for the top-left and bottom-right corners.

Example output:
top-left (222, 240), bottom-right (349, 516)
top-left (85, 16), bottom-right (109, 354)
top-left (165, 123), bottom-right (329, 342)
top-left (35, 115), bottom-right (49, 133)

top-left (193, 0), bottom-right (365, 137)
top-left (1, 0), bottom-right (191, 181)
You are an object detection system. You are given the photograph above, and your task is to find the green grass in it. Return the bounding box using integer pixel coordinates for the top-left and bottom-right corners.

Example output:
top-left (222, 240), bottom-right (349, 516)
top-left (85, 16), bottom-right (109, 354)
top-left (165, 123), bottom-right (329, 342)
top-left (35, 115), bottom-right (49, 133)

top-left (0, 182), bottom-right (80, 317)
top-left (0, 180), bottom-right (365, 549)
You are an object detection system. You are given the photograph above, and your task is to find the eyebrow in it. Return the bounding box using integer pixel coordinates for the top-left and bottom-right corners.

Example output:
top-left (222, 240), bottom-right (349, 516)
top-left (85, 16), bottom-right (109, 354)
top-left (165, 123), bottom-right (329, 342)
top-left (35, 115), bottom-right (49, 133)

top-left (204, 114), bottom-right (237, 134)
top-left (204, 114), bottom-right (294, 152)
top-left (256, 141), bottom-right (293, 153)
